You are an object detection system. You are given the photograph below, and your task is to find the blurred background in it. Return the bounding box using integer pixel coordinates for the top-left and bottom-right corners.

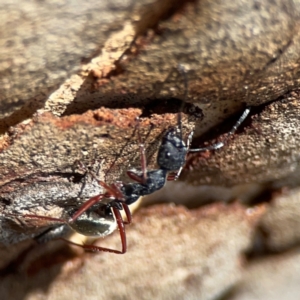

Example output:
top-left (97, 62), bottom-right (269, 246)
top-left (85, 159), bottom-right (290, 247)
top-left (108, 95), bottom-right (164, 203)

top-left (0, 0), bottom-right (300, 299)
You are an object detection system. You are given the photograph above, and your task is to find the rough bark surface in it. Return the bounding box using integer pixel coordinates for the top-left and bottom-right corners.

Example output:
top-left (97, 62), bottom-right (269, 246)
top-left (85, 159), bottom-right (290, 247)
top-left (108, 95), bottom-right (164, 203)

top-left (1, 0), bottom-right (300, 299)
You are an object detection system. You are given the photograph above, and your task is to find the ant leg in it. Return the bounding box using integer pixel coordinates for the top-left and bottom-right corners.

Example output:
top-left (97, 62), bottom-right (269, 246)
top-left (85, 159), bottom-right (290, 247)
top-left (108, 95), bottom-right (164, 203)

top-left (121, 203), bottom-right (132, 225)
top-left (189, 107), bottom-right (251, 153)
top-left (169, 130), bottom-right (194, 180)
top-left (126, 170), bottom-right (145, 184)
top-left (98, 180), bottom-right (125, 200)
top-left (70, 178), bottom-right (129, 223)
top-left (167, 65), bottom-right (190, 181)
top-left (167, 108), bottom-right (250, 180)
top-left (70, 180), bottom-right (127, 223)
top-left (226, 107), bottom-right (251, 135)
top-left (69, 194), bottom-right (105, 222)
top-left (61, 206), bottom-right (127, 254)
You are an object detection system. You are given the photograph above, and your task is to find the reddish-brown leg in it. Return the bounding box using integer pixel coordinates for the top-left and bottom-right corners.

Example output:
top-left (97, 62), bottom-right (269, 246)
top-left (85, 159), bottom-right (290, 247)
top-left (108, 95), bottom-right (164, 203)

top-left (126, 170), bottom-right (145, 184)
top-left (69, 194), bottom-right (105, 222)
top-left (61, 206), bottom-right (127, 254)
top-left (166, 173), bottom-right (177, 181)
top-left (122, 203), bottom-right (132, 225)
top-left (70, 181), bottom-right (125, 223)
top-left (19, 205), bottom-right (130, 254)
top-left (98, 180), bottom-right (125, 200)
top-left (70, 118), bottom-right (149, 228)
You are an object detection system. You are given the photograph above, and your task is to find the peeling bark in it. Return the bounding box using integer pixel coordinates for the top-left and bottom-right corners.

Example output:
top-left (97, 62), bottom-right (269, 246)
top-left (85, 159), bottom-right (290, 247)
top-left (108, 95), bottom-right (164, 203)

top-left (1, 0), bottom-right (300, 299)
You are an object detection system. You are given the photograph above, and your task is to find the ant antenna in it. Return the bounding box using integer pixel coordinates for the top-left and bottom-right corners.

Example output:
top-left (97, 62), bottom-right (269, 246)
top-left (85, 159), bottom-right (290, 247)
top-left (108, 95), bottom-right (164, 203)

top-left (165, 65), bottom-right (251, 180)
top-left (176, 64), bottom-right (189, 141)
top-left (164, 64), bottom-right (190, 181)
top-left (188, 107), bottom-right (251, 152)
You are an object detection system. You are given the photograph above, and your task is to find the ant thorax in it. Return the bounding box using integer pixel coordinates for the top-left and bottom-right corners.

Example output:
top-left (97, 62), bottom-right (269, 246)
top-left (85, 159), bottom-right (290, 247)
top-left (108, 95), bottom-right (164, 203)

top-left (120, 169), bottom-right (168, 205)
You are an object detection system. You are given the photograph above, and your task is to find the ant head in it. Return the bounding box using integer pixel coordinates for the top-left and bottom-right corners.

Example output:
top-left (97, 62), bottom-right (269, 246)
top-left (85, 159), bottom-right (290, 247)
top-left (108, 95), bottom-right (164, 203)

top-left (67, 205), bottom-right (117, 238)
top-left (157, 126), bottom-right (187, 171)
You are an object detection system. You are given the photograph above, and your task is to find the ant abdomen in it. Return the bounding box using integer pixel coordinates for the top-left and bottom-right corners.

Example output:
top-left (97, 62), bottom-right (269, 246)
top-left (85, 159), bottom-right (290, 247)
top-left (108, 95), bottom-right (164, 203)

top-left (66, 206), bottom-right (117, 238)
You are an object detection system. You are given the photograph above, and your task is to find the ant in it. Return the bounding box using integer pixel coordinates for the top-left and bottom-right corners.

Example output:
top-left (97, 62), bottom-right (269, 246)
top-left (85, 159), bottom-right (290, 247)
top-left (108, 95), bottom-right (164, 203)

top-left (20, 66), bottom-right (251, 254)
top-left (20, 116), bottom-right (191, 254)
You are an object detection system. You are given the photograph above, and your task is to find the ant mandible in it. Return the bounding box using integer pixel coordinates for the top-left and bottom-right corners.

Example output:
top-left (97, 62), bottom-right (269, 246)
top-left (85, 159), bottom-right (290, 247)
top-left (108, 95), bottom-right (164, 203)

top-left (23, 66), bottom-right (250, 254)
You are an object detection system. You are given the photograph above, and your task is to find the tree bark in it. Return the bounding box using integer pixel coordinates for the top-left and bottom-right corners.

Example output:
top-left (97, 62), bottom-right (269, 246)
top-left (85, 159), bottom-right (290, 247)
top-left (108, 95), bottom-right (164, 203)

top-left (1, 0), bottom-right (300, 299)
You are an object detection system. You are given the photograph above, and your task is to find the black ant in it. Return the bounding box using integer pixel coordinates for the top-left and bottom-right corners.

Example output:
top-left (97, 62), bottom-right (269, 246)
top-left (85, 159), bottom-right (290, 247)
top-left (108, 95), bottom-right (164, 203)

top-left (20, 67), bottom-right (251, 254)
top-left (21, 116), bottom-right (192, 254)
